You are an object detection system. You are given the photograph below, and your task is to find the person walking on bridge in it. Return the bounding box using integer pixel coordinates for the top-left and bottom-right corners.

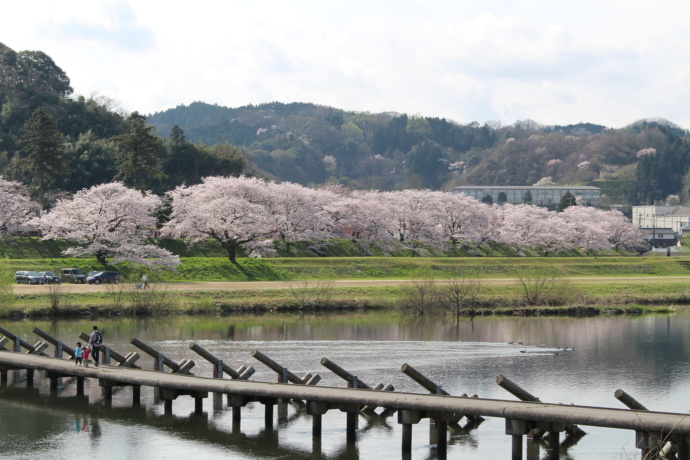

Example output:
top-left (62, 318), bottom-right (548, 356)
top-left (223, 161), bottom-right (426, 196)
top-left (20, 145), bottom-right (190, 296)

top-left (88, 325), bottom-right (103, 367)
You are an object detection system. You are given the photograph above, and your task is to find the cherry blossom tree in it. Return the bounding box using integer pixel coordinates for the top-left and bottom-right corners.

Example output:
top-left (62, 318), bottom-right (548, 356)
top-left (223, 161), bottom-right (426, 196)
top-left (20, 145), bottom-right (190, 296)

top-left (263, 181), bottom-right (334, 250)
top-left (379, 190), bottom-right (445, 255)
top-left (560, 206), bottom-right (611, 255)
top-left (0, 176), bottom-right (39, 237)
top-left (533, 177), bottom-right (556, 186)
top-left (499, 204), bottom-right (571, 256)
top-left (327, 189), bottom-right (396, 241)
top-left (324, 189), bottom-right (400, 255)
top-left (32, 182), bottom-right (178, 269)
top-left (429, 192), bottom-right (492, 248)
top-left (600, 209), bottom-right (645, 252)
top-left (163, 176), bottom-right (274, 263)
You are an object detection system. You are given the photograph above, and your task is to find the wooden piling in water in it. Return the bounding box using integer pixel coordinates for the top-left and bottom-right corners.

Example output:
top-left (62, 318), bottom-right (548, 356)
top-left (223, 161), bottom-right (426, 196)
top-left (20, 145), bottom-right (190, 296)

top-left (401, 363), bottom-right (450, 395)
top-left (321, 357), bottom-right (372, 389)
top-left (0, 326), bottom-right (39, 354)
top-left (614, 389), bottom-right (648, 411)
top-left (121, 352), bottom-right (140, 368)
top-left (251, 350), bottom-right (307, 384)
top-left (615, 388), bottom-right (678, 460)
top-left (189, 342), bottom-right (254, 380)
top-left (496, 374), bottom-right (540, 402)
top-left (131, 337), bottom-right (178, 371)
top-left (497, 374), bottom-right (586, 444)
top-left (32, 327), bottom-right (76, 358)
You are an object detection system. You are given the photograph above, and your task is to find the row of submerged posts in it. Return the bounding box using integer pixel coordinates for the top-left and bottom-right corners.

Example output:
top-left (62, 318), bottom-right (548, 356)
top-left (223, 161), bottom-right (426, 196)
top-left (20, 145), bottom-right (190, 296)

top-left (0, 325), bottom-right (688, 460)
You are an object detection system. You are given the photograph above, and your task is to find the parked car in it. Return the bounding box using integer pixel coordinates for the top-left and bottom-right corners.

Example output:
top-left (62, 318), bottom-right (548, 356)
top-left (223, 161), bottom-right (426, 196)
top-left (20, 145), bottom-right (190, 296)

top-left (15, 271), bottom-right (44, 284)
top-left (37, 271), bottom-right (61, 284)
top-left (86, 271), bottom-right (121, 284)
top-left (60, 268), bottom-right (86, 284)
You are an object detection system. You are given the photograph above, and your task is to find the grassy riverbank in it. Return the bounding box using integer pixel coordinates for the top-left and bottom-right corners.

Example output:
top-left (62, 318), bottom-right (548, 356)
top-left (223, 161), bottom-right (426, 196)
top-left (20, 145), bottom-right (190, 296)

top-left (4, 270), bottom-right (689, 319)
top-left (8, 253), bottom-right (690, 282)
top-left (3, 240), bottom-right (690, 318)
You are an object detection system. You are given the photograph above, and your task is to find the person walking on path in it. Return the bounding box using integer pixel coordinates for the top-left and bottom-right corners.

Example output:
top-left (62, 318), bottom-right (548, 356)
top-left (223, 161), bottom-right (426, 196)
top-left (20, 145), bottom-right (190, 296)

top-left (142, 274), bottom-right (149, 289)
top-left (88, 325), bottom-right (103, 367)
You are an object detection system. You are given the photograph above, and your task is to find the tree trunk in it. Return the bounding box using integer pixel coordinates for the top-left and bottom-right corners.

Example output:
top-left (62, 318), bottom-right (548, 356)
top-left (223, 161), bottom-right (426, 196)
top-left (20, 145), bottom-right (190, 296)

top-left (225, 245), bottom-right (237, 264)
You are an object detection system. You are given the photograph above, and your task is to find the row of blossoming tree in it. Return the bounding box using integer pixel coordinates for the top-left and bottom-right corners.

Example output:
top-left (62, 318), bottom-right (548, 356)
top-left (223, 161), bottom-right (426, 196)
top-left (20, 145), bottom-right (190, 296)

top-left (0, 175), bottom-right (644, 269)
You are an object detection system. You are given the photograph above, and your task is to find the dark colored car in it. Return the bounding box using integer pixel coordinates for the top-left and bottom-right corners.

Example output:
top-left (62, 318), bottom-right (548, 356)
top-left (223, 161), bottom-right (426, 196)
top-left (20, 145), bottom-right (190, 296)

top-left (15, 271), bottom-right (44, 284)
top-left (60, 268), bottom-right (86, 284)
top-left (86, 271), bottom-right (121, 284)
top-left (37, 271), bottom-right (61, 284)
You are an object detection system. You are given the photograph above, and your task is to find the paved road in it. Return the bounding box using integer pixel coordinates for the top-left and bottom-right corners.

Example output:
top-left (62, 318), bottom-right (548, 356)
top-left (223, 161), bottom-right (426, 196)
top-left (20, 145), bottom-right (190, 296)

top-left (12, 276), bottom-right (690, 294)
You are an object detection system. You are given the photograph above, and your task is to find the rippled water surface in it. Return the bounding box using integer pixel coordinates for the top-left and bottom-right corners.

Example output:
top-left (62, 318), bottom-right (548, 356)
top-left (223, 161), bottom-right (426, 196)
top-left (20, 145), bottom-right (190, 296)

top-left (1, 312), bottom-right (689, 459)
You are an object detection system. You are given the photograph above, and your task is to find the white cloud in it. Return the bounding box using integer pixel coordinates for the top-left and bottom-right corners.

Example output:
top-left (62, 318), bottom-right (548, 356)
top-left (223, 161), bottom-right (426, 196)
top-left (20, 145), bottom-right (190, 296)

top-left (2, 0), bottom-right (690, 128)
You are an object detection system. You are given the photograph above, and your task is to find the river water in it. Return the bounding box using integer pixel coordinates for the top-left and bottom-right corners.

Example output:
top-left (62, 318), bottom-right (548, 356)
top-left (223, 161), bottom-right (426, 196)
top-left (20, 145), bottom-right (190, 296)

top-left (1, 311), bottom-right (689, 460)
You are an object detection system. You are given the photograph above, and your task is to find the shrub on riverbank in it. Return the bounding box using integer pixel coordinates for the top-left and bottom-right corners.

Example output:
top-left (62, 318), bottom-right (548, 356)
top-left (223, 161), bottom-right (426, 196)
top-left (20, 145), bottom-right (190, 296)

top-left (2, 280), bottom-right (687, 319)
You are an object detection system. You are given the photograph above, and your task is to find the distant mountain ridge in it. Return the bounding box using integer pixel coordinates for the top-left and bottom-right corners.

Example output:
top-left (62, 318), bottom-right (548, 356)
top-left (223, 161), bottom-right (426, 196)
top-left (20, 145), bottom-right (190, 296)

top-left (148, 102), bottom-right (690, 210)
top-left (4, 41), bottom-right (689, 209)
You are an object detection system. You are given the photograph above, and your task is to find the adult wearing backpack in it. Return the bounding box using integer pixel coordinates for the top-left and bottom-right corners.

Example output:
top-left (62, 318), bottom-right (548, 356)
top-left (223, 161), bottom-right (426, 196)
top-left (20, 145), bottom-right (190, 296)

top-left (88, 325), bottom-right (103, 367)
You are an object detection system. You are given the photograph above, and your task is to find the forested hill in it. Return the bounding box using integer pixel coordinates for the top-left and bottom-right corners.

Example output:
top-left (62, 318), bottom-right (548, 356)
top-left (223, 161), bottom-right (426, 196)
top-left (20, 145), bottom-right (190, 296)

top-left (3, 40), bottom-right (690, 209)
top-left (149, 102), bottom-right (690, 207)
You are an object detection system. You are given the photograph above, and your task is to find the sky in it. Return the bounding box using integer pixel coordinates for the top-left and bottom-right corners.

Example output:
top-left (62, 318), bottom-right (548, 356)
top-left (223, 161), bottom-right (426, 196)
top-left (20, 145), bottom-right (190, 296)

top-left (2, 0), bottom-right (690, 129)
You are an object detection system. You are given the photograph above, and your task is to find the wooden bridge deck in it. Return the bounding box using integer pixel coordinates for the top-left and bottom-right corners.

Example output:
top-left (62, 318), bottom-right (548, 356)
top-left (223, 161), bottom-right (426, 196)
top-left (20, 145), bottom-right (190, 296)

top-left (2, 351), bottom-right (690, 437)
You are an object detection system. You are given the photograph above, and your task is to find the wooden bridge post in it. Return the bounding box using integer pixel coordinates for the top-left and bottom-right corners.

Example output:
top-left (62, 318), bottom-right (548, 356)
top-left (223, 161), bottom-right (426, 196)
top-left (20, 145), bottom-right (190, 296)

top-left (76, 377), bottom-right (84, 396)
top-left (346, 411), bottom-right (358, 441)
top-left (399, 409), bottom-right (422, 454)
top-left (154, 355), bottom-right (164, 403)
top-left (278, 367), bottom-right (289, 424)
top-left (132, 386), bottom-right (141, 406)
top-left (547, 430), bottom-right (560, 460)
top-left (428, 414), bottom-right (449, 453)
top-left (26, 369), bottom-right (34, 387)
top-left (228, 394), bottom-right (246, 427)
top-left (674, 434), bottom-right (690, 460)
top-left (308, 401), bottom-right (329, 438)
top-left (259, 397), bottom-right (277, 430)
top-left (547, 423), bottom-right (565, 460)
top-left (506, 419), bottom-right (531, 460)
top-left (46, 371), bottom-right (60, 394)
top-left (213, 359), bottom-right (224, 411)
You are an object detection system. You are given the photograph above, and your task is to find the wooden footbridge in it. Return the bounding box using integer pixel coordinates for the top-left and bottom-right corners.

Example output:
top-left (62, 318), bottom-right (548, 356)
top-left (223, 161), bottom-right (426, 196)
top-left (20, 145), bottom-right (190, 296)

top-left (1, 326), bottom-right (689, 460)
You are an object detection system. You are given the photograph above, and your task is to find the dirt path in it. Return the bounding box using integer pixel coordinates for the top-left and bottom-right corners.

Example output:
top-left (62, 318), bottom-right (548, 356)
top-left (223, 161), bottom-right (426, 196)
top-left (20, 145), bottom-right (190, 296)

top-left (12, 276), bottom-right (690, 294)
